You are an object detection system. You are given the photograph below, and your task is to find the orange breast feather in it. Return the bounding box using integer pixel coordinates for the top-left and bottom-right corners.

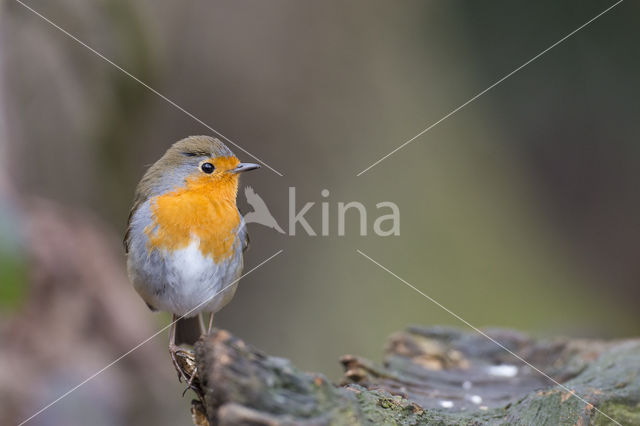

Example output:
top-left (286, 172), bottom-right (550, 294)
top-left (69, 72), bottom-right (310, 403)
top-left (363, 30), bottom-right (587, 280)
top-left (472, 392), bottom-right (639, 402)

top-left (145, 173), bottom-right (241, 262)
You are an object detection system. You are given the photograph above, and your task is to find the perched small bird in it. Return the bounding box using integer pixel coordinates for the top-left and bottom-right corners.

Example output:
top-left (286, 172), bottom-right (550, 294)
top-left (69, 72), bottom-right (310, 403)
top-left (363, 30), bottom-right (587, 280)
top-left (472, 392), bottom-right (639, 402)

top-left (124, 135), bottom-right (259, 373)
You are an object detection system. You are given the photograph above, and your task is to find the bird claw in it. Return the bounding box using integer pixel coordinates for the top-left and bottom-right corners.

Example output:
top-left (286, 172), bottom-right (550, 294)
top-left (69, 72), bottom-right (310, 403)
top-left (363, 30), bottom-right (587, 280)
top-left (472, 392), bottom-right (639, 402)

top-left (182, 368), bottom-right (198, 397)
top-left (169, 344), bottom-right (205, 401)
top-left (169, 344), bottom-right (196, 384)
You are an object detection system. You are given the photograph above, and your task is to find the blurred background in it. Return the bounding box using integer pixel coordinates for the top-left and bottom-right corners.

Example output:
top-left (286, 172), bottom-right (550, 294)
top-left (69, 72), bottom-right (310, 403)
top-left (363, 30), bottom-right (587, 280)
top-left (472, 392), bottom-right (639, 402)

top-left (1, 0), bottom-right (638, 424)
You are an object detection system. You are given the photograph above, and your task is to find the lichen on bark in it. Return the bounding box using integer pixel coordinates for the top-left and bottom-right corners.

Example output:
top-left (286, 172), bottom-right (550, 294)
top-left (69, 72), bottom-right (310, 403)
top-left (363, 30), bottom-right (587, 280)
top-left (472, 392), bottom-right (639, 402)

top-left (183, 326), bottom-right (639, 425)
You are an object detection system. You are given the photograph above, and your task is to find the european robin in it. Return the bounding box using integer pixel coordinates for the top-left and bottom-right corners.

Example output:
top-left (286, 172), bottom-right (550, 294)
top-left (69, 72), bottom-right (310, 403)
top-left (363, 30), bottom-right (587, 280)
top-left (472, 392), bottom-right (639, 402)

top-left (124, 135), bottom-right (259, 376)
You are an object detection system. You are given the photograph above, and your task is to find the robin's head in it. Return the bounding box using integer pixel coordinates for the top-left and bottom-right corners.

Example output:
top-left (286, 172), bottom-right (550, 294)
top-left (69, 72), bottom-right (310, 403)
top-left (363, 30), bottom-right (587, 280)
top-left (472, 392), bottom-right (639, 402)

top-left (137, 136), bottom-right (260, 201)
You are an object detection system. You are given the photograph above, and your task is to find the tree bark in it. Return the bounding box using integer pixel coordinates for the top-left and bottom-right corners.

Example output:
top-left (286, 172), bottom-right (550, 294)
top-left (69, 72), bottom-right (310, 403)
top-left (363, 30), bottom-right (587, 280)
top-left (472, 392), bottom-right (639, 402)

top-left (182, 327), bottom-right (639, 425)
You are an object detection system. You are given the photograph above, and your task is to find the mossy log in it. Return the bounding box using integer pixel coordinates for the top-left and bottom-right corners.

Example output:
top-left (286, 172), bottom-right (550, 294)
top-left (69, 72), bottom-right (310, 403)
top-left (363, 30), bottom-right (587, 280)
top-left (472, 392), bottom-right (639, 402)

top-left (180, 327), bottom-right (639, 425)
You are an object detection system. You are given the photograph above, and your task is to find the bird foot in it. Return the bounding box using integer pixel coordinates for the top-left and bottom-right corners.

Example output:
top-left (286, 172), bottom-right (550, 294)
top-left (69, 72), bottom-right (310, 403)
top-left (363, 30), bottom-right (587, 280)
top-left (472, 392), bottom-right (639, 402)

top-left (169, 344), bottom-right (196, 384)
top-left (169, 344), bottom-right (205, 401)
top-left (182, 367), bottom-right (198, 397)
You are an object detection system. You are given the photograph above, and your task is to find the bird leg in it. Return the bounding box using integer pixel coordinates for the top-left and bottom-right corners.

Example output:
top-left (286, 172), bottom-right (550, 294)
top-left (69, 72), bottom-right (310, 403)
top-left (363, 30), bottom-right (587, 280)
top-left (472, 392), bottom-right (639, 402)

top-left (168, 315), bottom-right (191, 384)
top-left (197, 313), bottom-right (207, 336)
top-left (207, 313), bottom-right (215, 334)
top-left (168, 315), bottom-right (204, 400)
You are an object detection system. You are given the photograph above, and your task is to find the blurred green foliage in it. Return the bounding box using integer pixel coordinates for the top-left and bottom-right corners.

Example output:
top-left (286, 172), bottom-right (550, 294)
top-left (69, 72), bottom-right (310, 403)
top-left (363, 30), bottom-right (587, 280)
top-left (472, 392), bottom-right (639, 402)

top-left (0, 208), bottom-right (26, 311)
top-left (0, 254), bottom-right (26, 310)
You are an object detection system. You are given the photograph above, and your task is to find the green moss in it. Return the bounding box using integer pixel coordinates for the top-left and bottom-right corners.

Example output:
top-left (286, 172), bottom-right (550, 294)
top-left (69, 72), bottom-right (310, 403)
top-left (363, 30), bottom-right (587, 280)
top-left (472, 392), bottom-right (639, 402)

top-left (0, 253), bottom-right (27, 311)
top-left (594, 401), bottom-right (640, 426)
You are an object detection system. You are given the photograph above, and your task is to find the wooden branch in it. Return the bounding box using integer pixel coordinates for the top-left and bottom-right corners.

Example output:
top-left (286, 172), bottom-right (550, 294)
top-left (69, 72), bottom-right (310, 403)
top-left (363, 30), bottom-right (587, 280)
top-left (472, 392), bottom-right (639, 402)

top-left (184, 327), bottom-right (640, 425)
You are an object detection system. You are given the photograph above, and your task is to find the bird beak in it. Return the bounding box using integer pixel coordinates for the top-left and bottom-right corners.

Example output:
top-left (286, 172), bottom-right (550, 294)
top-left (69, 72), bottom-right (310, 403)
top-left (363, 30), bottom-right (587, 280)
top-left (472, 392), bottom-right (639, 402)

top-left (231, 163), bottom-right (261, 173)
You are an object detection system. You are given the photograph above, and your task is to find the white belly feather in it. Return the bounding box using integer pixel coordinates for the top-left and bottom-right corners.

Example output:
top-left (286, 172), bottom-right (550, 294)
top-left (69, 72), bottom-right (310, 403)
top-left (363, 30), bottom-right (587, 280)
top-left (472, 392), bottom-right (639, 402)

top-left (156, 238), bottom-right (243, 316)
top-left (127, 202), bottom-right (246, 317)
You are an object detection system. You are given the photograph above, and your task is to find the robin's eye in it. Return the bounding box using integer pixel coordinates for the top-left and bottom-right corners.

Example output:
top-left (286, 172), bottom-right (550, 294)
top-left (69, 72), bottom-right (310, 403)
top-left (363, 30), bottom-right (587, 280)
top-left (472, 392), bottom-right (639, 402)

top-left (201, 163), bottom-right (215, 174)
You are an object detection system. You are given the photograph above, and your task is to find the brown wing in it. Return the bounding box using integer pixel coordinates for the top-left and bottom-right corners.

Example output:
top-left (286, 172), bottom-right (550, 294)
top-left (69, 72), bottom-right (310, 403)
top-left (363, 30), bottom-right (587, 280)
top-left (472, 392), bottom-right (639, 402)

top-left (243, 231), bottom-right (250, 253)
top-left (123, 209), bottom-right (133, 253)
top-left (123, 190), bottom-right (148, 254)
top-left (123, 159), bottom-right (163, 253)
